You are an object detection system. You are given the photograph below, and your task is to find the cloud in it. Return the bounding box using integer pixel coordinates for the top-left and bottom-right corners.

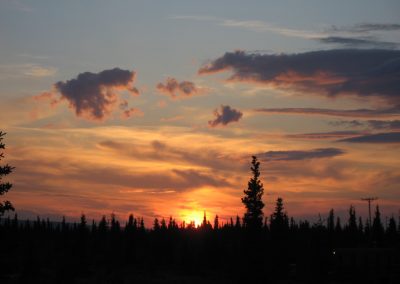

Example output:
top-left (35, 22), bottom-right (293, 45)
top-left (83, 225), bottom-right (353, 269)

top-left (287, 131), bottom-right (362, 140)
top-left (259, 148), bottom-right (345, 161)
top-left (338, 132), bottom-right (400, 143)
top-left (171, 15), bottom-right (323, 39)
top-left (366, 120), bottom-right (400, 130)
top-left (98, 139), bottom-right (244, 172)
top-left (208, 105), bottom-right (243, 127)
top-left (328, 23), bottom-right (400, 33)
top-left (120, 108), bottom-right (144, 120)
top-left (54, 68), bottom-right (138, 121)
top-left (318, 36), bottom-right (398, 49)
top-left (330, 119), bottom-right (400, 130)
top-left (156, 77), bottom-right (203, 99)
top-left (255, 107), bottom-right (400, 118)
top-left (199, 49), bottom-right (400, 105)
top-left (0, 64), bottom-right (57, 79)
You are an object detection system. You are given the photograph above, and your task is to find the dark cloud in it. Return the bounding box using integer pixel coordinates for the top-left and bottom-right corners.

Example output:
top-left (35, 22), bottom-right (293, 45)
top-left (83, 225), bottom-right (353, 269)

top-left (54, 68), bottom-right (138, 120)
top-left (259, 148), bottom-right (345, 161)
top-left (287, 131), bottom-right (362, 140)
top-left (199, 49), bottom-right (400, 105)
top-left (367, 120), bottom-right (400, 130)
top-left (318, 37), bottom-right (398, 49)
top-left (156, 77), bottom-right (202, 98)
top-left (255, 107), bottom-right (400, 118)
top-left (208, 105), bottom-right (243, 127)
top-left (329, 23), bottom-right (400, 33)
top-left (330, 119), bottom-right (400, 130)
top-left (329, 120), bottom-right (364, 128)
top-left (338, 132), bottom-right (400, 143)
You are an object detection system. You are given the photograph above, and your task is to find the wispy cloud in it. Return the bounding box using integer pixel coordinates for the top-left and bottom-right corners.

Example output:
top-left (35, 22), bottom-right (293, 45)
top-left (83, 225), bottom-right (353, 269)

top-left (172, 16), bottom-right (400, 48)
top-left (0, 64), bottom-right (57, 79)
top-left (170, 15), bottom-right (323, 39)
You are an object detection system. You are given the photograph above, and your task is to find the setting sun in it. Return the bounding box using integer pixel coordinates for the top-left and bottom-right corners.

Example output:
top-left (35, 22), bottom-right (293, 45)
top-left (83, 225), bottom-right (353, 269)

top-left (180, 210), bottom-right (205, 227)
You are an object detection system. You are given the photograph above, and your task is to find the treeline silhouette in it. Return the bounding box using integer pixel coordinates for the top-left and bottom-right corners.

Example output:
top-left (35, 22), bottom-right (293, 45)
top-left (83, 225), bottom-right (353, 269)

top-left (1, 202), bottom-right (399, 283)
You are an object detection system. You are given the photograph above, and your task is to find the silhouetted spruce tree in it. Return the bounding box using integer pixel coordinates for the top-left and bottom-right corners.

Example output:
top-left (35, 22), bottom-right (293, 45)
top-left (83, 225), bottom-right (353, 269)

top-left (386, 215), bottom-right (397, 244)
top-left (213, 215), bottom-right (219, 230)
top-left (153, 218), bottom-right (160, 231)
top-left (98, 215), bottom-right (108, 234)
top-left (372, 205), bottom-right (384, 244)
top-left (347, 205), bottom-right (357, 232)
top-left (327, 209), bottom-right (335, 233)
top-left (61, 216), bottom-right (67, 232)
top-left (270, 197), bottom-right (289, 234)
top-left (110, 213), bottom-right (120, 233)
top-left (242, 156), bottom-right (265, 229)
top-left (358, 217), bottom-right (363, 234)
top-left (160, 218), bottom-right (167, 230)
top-left (79, 214), bottom-right (87, 232)
top-left (139, 218), bottom-right (145, 232)
top-left (235, 215), bottom-right (241, 229)
top-left (0, 131), bottom-right (14, 216)
top-left (335, 217), bottom-right (342, 233)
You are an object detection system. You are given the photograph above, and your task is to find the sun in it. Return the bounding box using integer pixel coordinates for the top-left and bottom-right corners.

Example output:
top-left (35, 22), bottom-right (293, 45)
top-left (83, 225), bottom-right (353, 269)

top-left (181, 210), bottom-right (204, 227)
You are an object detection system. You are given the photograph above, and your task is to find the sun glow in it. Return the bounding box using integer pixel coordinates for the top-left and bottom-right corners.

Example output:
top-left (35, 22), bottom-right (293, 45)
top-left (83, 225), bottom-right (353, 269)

top-left (180, 210), bottom-right (205, 227)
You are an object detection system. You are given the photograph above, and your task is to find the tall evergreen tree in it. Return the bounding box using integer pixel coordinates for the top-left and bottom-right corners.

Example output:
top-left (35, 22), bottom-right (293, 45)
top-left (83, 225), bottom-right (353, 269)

top-left (0, 131), bottom-right (14, 216)
top-left (242, 156), bottom-right (265, 229)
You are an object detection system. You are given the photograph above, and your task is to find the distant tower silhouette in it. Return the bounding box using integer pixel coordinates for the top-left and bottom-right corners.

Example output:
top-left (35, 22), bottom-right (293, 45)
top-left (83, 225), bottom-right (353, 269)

top-left (361, 197), bottom-right (378, 227)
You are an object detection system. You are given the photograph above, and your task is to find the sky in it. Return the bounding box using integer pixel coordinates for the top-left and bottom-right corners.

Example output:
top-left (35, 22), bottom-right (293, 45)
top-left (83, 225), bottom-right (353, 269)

top-left (1, 0), bottom-right (399, 225)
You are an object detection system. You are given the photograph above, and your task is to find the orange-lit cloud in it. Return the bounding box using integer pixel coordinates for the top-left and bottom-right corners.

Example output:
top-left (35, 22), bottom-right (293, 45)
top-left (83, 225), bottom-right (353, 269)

top-left (4, 125), bottom-right (400, 224)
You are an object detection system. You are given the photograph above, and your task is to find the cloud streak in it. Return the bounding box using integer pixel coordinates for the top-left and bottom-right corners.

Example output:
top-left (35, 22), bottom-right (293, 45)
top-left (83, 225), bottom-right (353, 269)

top-left (328, 23), bottom-right (400, 33)
top-left (54, 68), bottom-right (138, 121)
top-left (330, 119), bottom-right (400, 130)
top-left (255, 107), bottom-right (400, 118)
top-left (199, 49), bottom-right (400, 105)
top-left (259, 148), bottom-right (345, 161)
top-left (208, 105), bottom-right (243, 127)
top-left (318, 36), bottom-right (398, 49)
top-left (338, 132), bottom-right (400, 143)
top-left (287, 131), bottom-right (362, 140)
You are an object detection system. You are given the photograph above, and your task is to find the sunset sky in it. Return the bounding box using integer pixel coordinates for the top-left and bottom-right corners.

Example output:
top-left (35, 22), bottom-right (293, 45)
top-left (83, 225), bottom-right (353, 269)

top-left (1, 0), bottom-right (399, 225)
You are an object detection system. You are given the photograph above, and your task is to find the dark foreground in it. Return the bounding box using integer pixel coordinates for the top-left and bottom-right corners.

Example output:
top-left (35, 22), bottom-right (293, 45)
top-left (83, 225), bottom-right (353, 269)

top-left (1, 214), bottom-right (399, 283)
